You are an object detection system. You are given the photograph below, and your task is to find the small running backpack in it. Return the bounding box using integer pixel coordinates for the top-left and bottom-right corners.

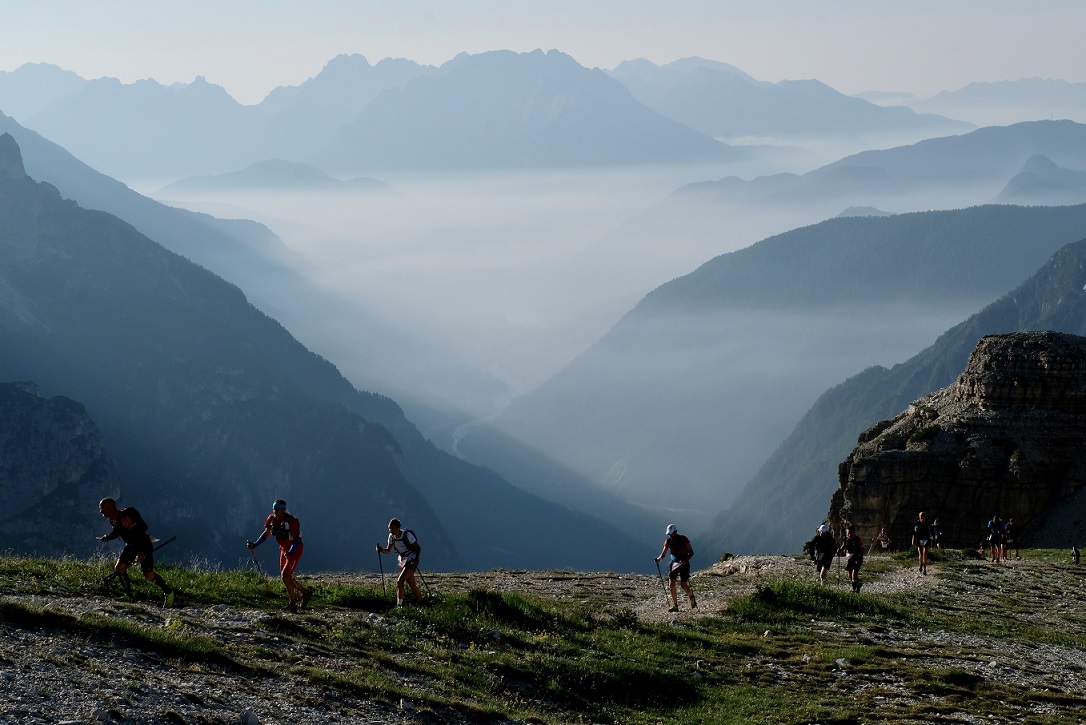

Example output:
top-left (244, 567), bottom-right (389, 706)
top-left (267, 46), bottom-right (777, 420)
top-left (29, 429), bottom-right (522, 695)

top-left (670, 534), bottom-right (693, 561)
top-left (403, 529), bottom-right (421, 556)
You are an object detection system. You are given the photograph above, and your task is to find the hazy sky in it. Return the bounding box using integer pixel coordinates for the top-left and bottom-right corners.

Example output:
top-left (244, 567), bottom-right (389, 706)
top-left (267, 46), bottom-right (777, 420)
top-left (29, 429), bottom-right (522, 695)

top-left (3, 0), bottom-right (1084, 105)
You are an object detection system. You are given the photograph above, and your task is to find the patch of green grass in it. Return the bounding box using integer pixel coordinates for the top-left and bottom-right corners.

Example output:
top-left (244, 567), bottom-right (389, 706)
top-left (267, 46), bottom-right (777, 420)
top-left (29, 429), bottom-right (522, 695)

top-left (727, 579), bottom-right (906, 624)
top-left (4, 552), bottom-right (1086, 724)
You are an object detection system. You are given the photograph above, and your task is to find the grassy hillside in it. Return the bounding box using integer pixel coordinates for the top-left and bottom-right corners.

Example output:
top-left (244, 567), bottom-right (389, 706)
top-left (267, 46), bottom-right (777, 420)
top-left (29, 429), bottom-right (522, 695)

top-left (2, 550), bottom-right (1084, 723)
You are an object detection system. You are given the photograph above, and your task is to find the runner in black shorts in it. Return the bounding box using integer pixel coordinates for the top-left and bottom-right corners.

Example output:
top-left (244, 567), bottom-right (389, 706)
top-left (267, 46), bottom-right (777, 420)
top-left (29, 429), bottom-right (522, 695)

top-left (98, 498), bottom-right (174, 607)
top-left (912, 511), bottom-right (932, 575)
top-left (655, 524), bottom-right (697, 612)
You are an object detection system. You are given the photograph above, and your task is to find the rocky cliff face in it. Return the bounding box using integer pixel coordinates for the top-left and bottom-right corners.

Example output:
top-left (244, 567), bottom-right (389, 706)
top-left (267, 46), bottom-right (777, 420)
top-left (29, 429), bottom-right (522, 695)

top-left (830, 331), bottom-right (1086, 549)
top-left (0, 382), bottom-right (117, 554)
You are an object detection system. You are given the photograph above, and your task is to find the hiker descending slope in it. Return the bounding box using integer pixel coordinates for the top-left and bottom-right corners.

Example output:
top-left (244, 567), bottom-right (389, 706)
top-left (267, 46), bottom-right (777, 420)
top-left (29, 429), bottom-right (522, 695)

top-left (376, 518), bottom-right (423, 607)
top-left (838, 524), bottom-right (865, 592)
top-left (913, 511), bottom-right (933, 575)
top-left (247, 499), bottom-right (312, 612)
top-left (654, 524), bottom-right (697, 612)
top-left (97, 498), bottom-right (175, 607)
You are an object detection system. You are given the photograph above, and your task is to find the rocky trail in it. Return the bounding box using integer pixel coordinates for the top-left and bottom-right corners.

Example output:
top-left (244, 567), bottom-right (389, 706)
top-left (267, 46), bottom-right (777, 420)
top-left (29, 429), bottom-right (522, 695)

top-left (2, 553), bottom-right (1084, 724)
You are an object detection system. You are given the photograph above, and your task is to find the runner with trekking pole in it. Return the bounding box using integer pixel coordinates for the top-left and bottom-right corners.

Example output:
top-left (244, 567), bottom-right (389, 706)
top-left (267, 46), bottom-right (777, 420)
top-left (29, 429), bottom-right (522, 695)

top-left (375, 518), bottom-right (423, 607)
top-left (97, 498), bottom-right (176, 607)
top-left (654, 524), bottom-right (697, 613)
top-left (246, 499), bottom-right (312, 613)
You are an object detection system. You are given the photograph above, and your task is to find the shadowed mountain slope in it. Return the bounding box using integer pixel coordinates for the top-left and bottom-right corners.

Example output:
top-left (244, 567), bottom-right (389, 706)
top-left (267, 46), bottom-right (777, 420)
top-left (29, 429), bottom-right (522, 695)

top-left (0, 133), bottom-right (647, 572)
top-left (707, 235), bottom-right (1086, 556)
top-left (464, 205), bottom-right (1086, 537)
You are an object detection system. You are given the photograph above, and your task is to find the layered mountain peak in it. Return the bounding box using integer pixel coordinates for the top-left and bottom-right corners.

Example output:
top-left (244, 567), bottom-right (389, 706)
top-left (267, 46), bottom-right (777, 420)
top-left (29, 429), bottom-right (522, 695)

top-left (0, 132), bottom-right (25, 179)
top-left (831, 331), bottom-right (1086, 552)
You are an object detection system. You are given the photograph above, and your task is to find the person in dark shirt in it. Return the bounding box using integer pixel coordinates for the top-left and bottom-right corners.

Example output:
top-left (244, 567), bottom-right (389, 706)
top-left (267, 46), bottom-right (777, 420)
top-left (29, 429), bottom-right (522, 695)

top-left (838, 524), bottom-right (865, 592)
top-left (1005, 517), bottom-right (1020, 560)
top-left (654, 524), bottom-right (697, 612)
top-left (913, 511), bottom-right (933, 575)
top-left (987, 514), bottom-right (1006, 563)
top-left (810, 524), bottom-right (837, 584)
top-left (98, 498), bottom-right (174, 607)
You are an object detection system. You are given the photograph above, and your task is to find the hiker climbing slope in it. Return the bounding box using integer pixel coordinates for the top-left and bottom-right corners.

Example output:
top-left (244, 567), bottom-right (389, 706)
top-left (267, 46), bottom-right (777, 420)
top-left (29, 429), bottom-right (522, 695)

top-left (98, 497), bottom-right (174, 607)
top-left (247, 499), bottom-right (311, 612)
top-left (654, 524), bottom-right (697, 612)
top-left (376, 518), bottom-right (423, 607)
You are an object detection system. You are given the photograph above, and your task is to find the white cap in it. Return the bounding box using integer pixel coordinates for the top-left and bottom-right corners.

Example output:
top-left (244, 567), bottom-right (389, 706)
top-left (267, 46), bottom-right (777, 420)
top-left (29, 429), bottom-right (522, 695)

top-left (818, 524), bottom-right (829, 533)
top-left (665, 523), bottom-right (678, 535)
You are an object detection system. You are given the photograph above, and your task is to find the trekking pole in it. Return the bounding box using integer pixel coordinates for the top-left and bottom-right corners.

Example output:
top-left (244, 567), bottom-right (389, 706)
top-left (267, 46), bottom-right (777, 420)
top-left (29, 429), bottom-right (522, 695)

top-left (415, 568), bottom-right (430, 599)
top-left (417, 567), bottom-right (432, 598)
top-left (377, 549), bottom-right (387, 597)
top-left (655, 560), bottom-right (670, 605)
top-left (248, 545), bottom-right (272, 595)
top-left (101, 535), bottom-right (176, 592)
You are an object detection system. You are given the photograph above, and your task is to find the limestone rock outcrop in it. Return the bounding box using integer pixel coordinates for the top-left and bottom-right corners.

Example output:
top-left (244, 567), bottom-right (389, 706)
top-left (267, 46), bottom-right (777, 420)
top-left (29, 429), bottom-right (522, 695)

top-left (0, 382), bottom-right (118, 554)
top-left (830, 331), bottom-right (1086, 550)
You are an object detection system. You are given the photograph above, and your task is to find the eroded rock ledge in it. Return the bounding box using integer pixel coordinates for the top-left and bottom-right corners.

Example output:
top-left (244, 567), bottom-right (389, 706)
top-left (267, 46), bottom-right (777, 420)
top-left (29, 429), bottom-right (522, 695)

top-left (830, 331), bottom-right (1086, 549)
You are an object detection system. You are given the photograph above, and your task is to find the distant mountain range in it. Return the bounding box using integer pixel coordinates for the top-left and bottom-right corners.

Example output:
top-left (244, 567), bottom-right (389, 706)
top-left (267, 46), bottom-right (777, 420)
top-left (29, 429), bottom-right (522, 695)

top-left (315, 50), bottom-right (741, 172)
top-left (901, 78), bottom-right (1086, 128)
top-left (681, 120), bottom-right (1086, 204)
top-left (0, 51), bottom-right (1026, 181)
top-left (708, 233), bottom-right (1086, 557)
top-left (158, 159), bottom-right (391, 195)
top-left (0, 51), bottom-right (740, 178)
top-left (0, 133), bottom-right (649, 571)
top-left (607, 57), bottom-right (970, 142)
top-left (595, 121), bottom-right (1086, 289)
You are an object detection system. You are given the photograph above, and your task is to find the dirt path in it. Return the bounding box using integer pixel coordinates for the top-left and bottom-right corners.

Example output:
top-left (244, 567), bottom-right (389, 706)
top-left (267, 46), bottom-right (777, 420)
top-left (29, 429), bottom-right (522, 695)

top-left (311, 553), bottom-right (940, 625)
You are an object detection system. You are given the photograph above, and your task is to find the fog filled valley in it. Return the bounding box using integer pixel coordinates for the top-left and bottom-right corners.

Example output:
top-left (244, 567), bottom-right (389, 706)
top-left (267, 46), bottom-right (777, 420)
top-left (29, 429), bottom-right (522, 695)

top-left (156, 165), bottom-right (991, 514)
top-left (4, 40), bottom-right (1086, 572)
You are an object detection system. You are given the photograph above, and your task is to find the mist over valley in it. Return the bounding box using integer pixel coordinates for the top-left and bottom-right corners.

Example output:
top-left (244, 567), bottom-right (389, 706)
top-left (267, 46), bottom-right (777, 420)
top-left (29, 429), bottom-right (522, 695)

top-left (3, 39), bottom-right (1086, 569)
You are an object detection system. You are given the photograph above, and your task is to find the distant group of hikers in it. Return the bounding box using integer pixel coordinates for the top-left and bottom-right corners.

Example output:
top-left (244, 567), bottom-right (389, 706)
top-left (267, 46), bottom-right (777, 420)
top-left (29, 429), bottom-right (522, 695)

top-left (810, 510), bottom-right (1031, 591)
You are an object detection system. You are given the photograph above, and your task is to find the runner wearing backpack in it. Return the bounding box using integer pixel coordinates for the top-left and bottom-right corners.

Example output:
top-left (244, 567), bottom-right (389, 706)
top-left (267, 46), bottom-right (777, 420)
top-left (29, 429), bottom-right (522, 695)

top-left (247, 499), bottom-right (312, 612)
top-left (654, 524), bottom-right (697, 612)
top-left (376, 518), bottom-right (423, 606)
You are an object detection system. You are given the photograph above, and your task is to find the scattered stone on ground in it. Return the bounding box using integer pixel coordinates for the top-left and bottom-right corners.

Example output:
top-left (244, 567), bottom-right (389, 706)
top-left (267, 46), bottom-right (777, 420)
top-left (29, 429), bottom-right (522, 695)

top-left (1, 554), bottom-right (1081, 723)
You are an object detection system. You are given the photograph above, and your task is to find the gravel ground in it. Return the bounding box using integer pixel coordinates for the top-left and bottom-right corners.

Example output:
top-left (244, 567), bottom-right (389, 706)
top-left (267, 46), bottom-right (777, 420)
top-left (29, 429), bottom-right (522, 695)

top-left (1, 554), bottom-right (1083, 724)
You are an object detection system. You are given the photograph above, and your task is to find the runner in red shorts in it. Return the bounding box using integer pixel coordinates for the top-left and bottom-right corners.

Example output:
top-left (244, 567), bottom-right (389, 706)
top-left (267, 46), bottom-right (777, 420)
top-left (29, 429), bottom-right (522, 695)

top-left (247, 499), bottom-right (311, 612)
